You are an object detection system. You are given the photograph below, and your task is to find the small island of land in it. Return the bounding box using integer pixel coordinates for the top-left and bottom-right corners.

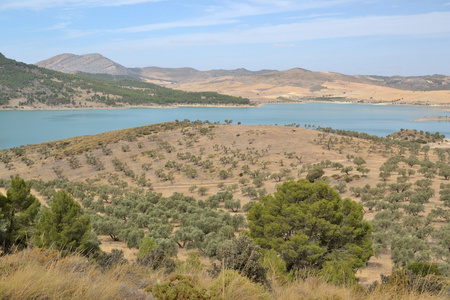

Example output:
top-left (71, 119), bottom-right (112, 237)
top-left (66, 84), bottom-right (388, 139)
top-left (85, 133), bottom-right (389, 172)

top-left (413, 116), bottom-right (450, 122)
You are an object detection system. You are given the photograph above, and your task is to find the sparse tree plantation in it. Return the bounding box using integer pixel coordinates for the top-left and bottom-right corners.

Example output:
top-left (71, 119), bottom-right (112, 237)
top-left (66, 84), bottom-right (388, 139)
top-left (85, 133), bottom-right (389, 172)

top-left (0, 120), bottom-right (450, 299)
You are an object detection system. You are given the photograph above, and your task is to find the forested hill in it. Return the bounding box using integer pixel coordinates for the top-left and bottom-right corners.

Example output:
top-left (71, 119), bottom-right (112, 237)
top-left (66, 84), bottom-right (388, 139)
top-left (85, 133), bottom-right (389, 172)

top-left (0, 53), bottom-right (250, 107)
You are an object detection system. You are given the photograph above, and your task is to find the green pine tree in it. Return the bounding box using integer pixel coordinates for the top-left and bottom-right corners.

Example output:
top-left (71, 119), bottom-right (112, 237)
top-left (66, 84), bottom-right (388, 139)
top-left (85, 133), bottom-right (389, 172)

top-left (0, 176), bottom-right (41, 253)
top-left (248, 180), bottom-right (373, 284)
top-left (35, 190), bottom-right (98, 255)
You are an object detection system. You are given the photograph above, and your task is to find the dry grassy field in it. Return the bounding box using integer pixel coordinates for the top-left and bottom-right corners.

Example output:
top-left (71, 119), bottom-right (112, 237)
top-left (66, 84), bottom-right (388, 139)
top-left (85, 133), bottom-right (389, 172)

top-left (164, 75), bottom-right (450, 106)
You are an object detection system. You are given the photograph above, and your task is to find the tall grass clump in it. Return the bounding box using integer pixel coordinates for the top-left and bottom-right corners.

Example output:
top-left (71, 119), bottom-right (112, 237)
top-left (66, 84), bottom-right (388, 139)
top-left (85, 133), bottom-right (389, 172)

top-left (0, 249), bottom-right (147, 299)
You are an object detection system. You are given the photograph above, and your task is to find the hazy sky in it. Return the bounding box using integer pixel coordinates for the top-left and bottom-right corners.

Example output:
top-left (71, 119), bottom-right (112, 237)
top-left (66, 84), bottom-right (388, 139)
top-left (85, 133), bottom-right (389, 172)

top-left (1, 0), bottom-right (450, 75)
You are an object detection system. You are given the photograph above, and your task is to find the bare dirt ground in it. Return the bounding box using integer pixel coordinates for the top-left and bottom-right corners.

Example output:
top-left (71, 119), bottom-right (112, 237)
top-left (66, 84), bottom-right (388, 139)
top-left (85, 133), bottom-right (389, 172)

top-left (1, 123), bottom-right (448, 283)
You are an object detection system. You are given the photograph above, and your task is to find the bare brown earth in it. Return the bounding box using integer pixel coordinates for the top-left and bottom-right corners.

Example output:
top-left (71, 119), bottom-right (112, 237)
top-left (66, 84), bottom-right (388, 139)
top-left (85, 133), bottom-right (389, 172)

top-left (165, 75), bottom-right (450, 106)
top-left (1, 123), bottom-right (449, 284)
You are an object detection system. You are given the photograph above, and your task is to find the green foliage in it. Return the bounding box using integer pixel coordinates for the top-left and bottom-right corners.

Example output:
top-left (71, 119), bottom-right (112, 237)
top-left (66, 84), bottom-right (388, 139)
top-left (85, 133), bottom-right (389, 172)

top-left (35, 190), bottom-right (98, 255)
top-left (242, 201), bottom-right (255, 212)
top-left (406, 262), bottom-right (442, 277)
top-left (137, 248), bottom-right (177, 273)
top-left (305, 168), bottom-right (324, 183)
top-left (224, 199), bottom-right (241, 212)
top-left (215, 235), bottom-right (267, 284)
top-left (439, 164), bottom-right (450, 180)
top-left (137, 236), bottom-right (157, 259)
top-left (341, 166), bottom-right (353, 175)
top-left (248, 180), bottom-right (373, 275)
top-left (151, 274), bottom-right (210, 300)
top-left (353, 156), bottom-right (366, 166)
top-left (319, 260), bottom-right (357, 285)
top-left (0, 176), bottom-right (41, 253)
top-left (91, 215), bottom-right (124, 241)
top-left (96, 249), bottom-right (128, 270)
top-left (261, 249), bottom-right (289, 281)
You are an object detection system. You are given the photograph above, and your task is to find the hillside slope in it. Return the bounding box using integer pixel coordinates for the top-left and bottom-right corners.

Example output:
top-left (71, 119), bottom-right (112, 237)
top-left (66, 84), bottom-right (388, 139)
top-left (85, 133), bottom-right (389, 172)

top-left (0, 53), bottom-right (249, 108)
top-left (36, 53), bottom-right (139, 78)
top-left (1, 121), bottom-right (449, 284)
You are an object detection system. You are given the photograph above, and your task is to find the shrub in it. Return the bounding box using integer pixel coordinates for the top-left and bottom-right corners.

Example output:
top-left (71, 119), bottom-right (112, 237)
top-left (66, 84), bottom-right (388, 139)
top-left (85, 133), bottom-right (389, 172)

top-left (96, 249), bottom-right (128, 270)
top-left (306, 168), bottom-right (324, 183)
top-left (406, 262), bottom-right (442, 277)
top-left (215, 235), bottom-right (267, 284)
top-left (151, 274), bottom-right (210, 300)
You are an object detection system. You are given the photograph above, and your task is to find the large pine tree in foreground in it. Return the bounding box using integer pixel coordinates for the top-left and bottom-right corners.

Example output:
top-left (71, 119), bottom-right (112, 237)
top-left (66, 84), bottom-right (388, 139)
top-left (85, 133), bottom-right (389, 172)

top-left (248, 179), bottom-right (373, 283)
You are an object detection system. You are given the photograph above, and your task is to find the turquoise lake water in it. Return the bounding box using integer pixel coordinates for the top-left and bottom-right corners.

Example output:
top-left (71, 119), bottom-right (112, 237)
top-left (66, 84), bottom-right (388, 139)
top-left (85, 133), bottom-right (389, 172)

top-left (0, 103), bottom-right (449, 150)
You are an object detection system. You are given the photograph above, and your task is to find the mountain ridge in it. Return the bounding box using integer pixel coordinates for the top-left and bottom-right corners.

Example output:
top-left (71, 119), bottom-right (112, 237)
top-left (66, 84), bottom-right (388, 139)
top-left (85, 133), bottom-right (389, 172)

top-left (36, 53), bottom-right (450, 92)
top-left (36, 53), bottom-right (139, 78)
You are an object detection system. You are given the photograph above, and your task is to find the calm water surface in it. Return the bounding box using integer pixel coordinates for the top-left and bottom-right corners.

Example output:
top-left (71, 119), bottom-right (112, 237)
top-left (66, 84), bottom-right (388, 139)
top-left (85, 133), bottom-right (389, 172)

top-left (0, 103), bottom-right (449, 150)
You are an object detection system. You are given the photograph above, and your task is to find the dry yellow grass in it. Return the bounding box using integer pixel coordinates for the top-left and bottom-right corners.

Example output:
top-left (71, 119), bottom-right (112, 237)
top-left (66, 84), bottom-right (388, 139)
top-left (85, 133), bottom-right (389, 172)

top-left (0, 248), bottom-right (448, 299)
top-left (0, 249), bottom-right (147, 299)
top-left (171, 76), bottom-right (450, 105)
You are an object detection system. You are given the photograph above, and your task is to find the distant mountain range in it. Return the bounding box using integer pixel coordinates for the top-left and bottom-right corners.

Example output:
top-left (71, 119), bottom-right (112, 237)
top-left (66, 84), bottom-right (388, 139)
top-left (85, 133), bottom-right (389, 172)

top-left (34, 53), bottom-right (450, 106)
top-left (37, 53), bottom-right (450, 92)
top-left (36, 53), bottom-right (276, 84)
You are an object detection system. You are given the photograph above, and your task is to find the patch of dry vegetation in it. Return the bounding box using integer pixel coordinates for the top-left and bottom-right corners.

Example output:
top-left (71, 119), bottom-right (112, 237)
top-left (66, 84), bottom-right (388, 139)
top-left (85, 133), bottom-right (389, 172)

top-left (0, 249), bottom-right (448, 300)
top-left (0, 249), bottom-right (147, 299)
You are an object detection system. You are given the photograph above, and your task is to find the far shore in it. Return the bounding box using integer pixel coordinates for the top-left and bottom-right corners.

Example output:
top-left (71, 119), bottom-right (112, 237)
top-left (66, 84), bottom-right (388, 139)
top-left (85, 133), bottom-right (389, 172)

top-left (1, 98), bottom-right (449, 111)
top-left (0, 103), bottom-right (262, 111)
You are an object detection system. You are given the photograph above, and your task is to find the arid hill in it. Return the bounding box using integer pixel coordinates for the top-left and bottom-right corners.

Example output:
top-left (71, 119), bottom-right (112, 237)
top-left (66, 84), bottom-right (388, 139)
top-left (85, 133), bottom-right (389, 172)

top-left (1, 121), bottom-right (449, 284)
top-left (36, 53), bottom-right (138, 78)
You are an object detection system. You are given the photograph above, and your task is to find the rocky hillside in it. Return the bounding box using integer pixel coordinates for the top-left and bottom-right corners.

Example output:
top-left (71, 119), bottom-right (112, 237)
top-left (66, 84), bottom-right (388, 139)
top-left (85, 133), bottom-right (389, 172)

top-left (36, 53), bottom-right (274, 83)
top-left (36, 53), bottom-right (140, 78)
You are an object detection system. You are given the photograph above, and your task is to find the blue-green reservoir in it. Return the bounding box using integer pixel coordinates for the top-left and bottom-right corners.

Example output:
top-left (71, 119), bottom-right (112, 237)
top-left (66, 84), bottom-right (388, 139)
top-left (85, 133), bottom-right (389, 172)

top-left (0, 103), bottom-right (449, 150)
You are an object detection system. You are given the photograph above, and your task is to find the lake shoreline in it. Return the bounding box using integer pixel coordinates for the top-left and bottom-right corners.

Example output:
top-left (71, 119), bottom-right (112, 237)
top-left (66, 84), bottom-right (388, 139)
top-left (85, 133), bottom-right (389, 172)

top-left (1, 99), bottom-right (449, 111)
